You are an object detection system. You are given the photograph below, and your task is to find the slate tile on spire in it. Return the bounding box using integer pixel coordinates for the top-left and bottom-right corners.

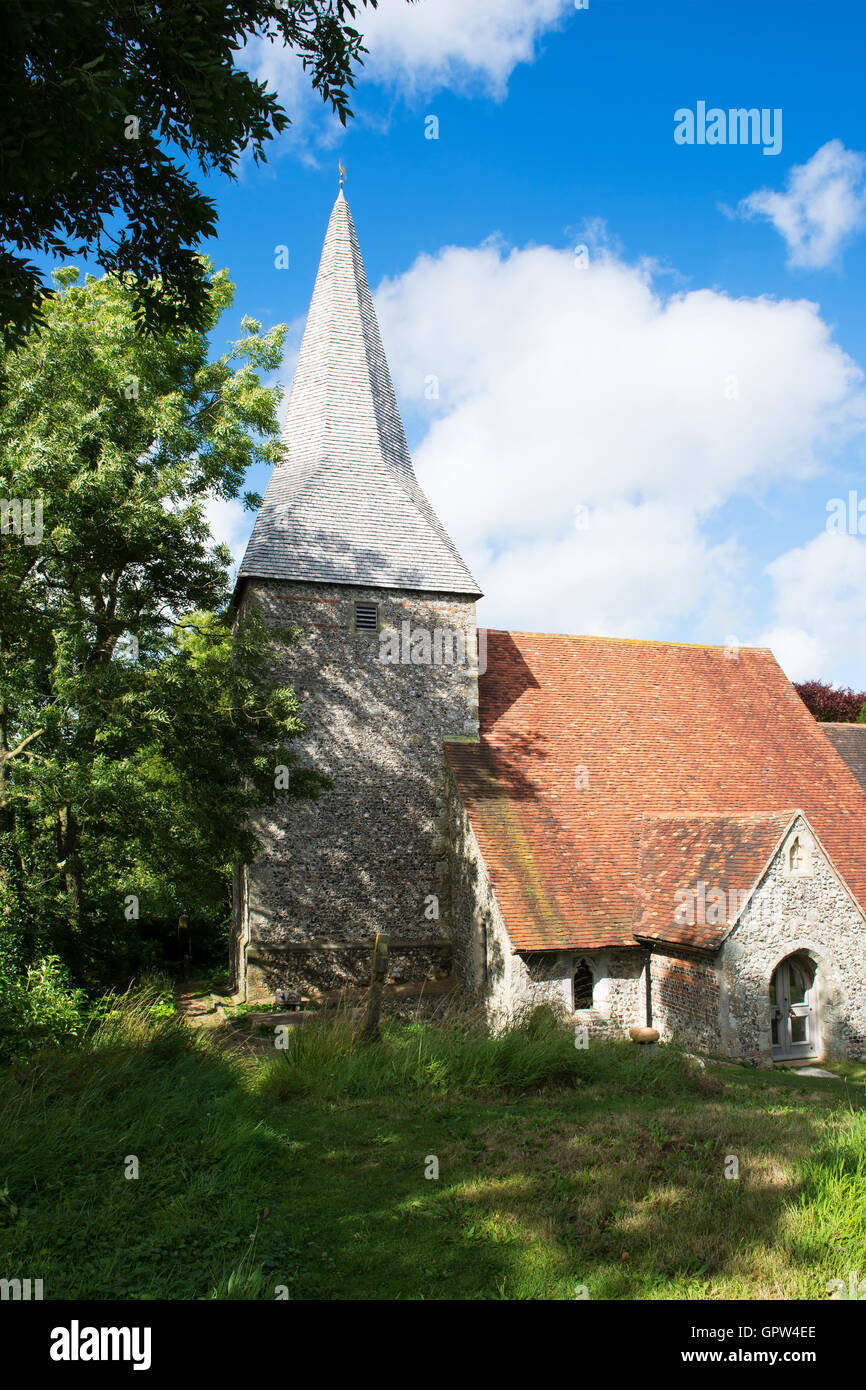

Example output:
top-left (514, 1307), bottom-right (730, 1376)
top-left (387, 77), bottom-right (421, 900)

top-left (239, 190), bottom-right (482, 597)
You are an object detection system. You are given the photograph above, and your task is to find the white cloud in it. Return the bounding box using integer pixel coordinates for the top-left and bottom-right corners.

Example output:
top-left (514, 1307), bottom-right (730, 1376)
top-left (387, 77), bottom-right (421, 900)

top-left (248, 0), bottom-right (573, 158)
top-left (760, 531), bottom-right (866, 683)
top-left (735, 140), bottom-right (866, 269)
top-left (353, 0), bottom-right (572, 99)
top-left (373, 236), bottom-right (864, 644)
top-left (473, 501), bottom-right (745, 640)
top-left (235, 225), bottom-right (866, 677)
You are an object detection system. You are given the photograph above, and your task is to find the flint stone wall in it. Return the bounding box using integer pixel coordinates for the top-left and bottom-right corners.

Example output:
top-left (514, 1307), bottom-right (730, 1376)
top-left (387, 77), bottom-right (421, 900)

top-left (446, 758), bottom-right (644, 1033)
top-left (720, 816), bottom-right (866, 1063)
top-left (234, 579), bottom-right (478, 1000)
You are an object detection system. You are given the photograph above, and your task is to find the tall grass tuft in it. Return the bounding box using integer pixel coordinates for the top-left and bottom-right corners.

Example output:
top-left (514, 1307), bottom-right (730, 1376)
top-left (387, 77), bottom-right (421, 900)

top-left (84, 979), bottom-right (189, 1059)
top-left (253, 1004), bottom-right (713, 1102)
top-left (791, 1108), bottom-right (866, 1274)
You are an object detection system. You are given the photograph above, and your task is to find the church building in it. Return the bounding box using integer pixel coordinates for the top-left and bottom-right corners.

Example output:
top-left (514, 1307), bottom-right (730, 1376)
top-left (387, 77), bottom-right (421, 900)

top-left (232, 188), bottom-right (866, 1067)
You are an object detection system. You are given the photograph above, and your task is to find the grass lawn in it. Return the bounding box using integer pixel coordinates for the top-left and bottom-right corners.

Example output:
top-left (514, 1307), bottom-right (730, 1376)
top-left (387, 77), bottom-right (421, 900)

top-left (1, 999), bottom-right (864, 1301)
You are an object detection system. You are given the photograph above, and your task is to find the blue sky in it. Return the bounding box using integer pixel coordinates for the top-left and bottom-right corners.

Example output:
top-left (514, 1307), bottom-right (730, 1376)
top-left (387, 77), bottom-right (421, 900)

top-left (201, 0), bottom-right (866, 685)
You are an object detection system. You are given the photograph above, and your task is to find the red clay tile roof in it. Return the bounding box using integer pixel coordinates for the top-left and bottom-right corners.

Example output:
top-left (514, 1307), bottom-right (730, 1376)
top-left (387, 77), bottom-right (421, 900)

top-left (446, 632), bottom-right (866, 952)
top-left (822, 723), bottom-right (866, 795)
top-left (633, 810), bottom-right (795, 950)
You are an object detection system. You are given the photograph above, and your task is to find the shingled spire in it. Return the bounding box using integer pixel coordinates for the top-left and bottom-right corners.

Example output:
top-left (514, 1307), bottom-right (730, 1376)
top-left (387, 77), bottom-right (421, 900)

top-left (238, 190), bottom-right (482, 597)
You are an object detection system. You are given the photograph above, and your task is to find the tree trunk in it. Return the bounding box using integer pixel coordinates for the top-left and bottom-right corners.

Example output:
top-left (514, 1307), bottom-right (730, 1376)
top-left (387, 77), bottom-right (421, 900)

top-left (358, 933), bottom-right (390, 1044)
top-left (57, 805), bottom-right (85, 934)
top-left (0, 697), bottom-right (11, 918)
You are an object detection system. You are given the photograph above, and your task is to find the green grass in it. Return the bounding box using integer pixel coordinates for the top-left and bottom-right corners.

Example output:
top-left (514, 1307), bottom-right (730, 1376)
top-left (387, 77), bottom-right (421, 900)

top-left (0, 997), bottom-right (864, 1300)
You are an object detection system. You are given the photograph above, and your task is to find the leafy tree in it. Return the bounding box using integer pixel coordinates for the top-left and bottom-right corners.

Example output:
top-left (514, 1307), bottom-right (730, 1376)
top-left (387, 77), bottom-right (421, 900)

top-left (0, 265), bottom-right (325, 982)
top-left (1, 0), bottom-right (378, 346)
top-left (793, 679), bottom-right (866, 723)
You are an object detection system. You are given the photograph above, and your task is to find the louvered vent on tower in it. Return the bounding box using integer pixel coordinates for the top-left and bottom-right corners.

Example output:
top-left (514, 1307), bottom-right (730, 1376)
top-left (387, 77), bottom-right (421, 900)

top-left (354, 601), bottom-right (378, 631)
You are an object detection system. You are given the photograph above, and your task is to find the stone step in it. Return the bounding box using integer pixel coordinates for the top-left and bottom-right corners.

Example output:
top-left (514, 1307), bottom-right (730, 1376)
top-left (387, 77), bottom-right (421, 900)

top-left (211, 990), bottom-right (243, 1010)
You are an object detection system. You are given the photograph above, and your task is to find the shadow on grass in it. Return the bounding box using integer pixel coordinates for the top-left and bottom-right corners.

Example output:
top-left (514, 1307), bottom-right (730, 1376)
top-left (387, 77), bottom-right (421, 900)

top-left (0, 1005), bottom-right (862, 1301)
top-left (0, 1011), bottom-right (298, 1300)
top-left (266, 1081), bottom-right (850, 1300)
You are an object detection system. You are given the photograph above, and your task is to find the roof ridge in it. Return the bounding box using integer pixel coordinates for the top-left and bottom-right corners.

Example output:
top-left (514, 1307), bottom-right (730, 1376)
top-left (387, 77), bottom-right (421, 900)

top-left (640, 808), bottom-right (799, 821)
top-left (484, 629), bottom-right (774, 652)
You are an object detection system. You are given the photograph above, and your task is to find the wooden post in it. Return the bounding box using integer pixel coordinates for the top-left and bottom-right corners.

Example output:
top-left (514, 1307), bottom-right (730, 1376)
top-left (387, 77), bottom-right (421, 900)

top-left (178, 911), bottom-right (190, 980)
top-left (358, 933), bottom-right (389, 1043)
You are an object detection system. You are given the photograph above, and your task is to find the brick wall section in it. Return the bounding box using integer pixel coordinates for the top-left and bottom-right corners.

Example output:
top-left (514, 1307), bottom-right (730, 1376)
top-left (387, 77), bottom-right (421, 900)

top-left (650, 949), bottom-right (723, 1054)
top-left (235, 578), bottom-right (479, 999)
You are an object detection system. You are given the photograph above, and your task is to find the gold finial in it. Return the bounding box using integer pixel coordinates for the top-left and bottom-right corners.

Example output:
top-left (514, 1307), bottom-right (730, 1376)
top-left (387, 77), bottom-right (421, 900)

top-left (339, 160), bottom-right (346, 190)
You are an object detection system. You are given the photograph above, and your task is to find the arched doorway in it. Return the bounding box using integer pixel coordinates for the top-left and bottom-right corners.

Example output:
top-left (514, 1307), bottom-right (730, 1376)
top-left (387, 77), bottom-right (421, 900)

top-left (769, 953), bottom-right (819, 1061)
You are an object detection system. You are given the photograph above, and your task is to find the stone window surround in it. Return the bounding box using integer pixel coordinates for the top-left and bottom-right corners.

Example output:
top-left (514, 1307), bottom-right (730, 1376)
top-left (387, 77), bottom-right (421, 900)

top-left (570, 951), bottom-right (614, 1021)
top-left (783, 829), bottom-right (813, 878)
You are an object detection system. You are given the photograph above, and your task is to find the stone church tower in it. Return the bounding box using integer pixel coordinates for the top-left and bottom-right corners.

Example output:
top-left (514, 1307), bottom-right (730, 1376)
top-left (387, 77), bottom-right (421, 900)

top-left (232, 188), bottom-right (482, 1001)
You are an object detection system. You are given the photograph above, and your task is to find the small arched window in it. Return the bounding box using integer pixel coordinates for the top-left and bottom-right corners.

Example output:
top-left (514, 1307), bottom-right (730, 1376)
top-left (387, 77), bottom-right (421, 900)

top-left (789, 837), bottom-right (804, 873)
top-left (573, 959), bottom-right (593, 1010)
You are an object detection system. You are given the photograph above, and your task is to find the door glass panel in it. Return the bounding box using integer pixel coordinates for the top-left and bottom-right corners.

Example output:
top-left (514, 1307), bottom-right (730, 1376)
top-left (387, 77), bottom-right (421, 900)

top-left (791, 1015), bottom-right (807, 1044)
top-left (789, 962), bottom-right (809, 1004)
top-left (771, 1016), bottom-right (779, 1045)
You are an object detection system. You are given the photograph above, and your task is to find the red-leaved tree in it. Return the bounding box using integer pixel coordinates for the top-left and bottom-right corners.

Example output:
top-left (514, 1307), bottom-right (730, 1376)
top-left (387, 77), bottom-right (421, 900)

top-left (794, 680), bottom-right (866, 723)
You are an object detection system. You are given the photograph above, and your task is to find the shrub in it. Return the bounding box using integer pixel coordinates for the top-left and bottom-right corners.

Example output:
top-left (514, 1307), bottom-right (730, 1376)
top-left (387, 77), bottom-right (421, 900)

top-left (794, 679), bottom-right (866, 723)
top-left (0, 954), bottom-right (88, 1061)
